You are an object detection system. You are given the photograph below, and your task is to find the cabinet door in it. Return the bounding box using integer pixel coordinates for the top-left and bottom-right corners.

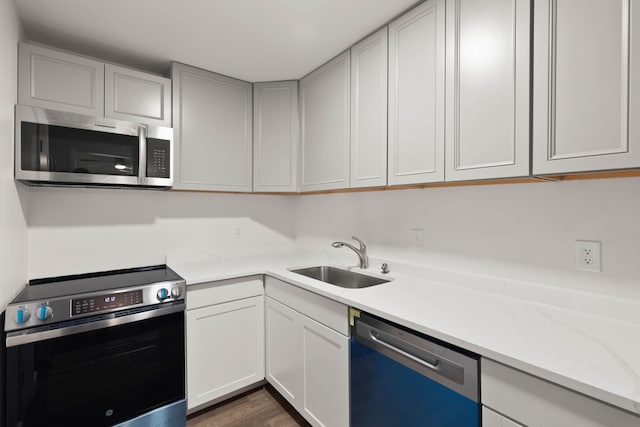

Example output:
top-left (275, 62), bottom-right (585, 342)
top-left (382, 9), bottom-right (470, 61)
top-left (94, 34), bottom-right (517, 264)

top-left (388, 0), bottom-right (446, 185)
top-left (445, 0), bottom-right (530, 181)
top-left (350, 28), bottom-right (388, 188)
top-left (300, 51), bottom-right (351, 191)
top-left (533, 0), bottom-right (640, 174)
top-left (172, 63), bottom-right (253, 191)
top-left (265, 297), bottom-right (303, 408)
top-left (18, 43), bottom-right (104, 116)
top-left (105, 64), bottom-right (171, 126)
top-left (482, 358), bottom-right (640, 427)
top-left (253, 81), bottom-right (299, 192)
top-left (483, 407), bottom-right (525, 427)
top-left (186, 295), bottom-right (265, 410)
top-left (301, 316), bottom-right (349, 427)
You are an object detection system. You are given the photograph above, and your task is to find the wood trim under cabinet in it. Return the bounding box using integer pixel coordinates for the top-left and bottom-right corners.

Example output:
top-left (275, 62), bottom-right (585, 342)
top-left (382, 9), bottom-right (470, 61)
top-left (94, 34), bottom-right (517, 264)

top-left (169, 169), bottom-right (640, 196)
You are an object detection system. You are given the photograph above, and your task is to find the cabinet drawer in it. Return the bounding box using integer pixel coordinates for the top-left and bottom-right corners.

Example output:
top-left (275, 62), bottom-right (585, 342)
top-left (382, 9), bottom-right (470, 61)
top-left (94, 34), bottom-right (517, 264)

top-left (481, 358), bottom-right (640, 427)
top-left (265, 276), bottom-right (348, 336)
top-left (482, 407), bottom-right (524, 427)
top-left (187, 276), bottom-right (263, 310)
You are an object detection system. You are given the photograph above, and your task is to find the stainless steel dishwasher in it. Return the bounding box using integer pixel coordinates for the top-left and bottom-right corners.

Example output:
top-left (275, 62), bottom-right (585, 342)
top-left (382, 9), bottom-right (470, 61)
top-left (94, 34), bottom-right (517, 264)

top-left (350, 311), bottom-right (480, 426)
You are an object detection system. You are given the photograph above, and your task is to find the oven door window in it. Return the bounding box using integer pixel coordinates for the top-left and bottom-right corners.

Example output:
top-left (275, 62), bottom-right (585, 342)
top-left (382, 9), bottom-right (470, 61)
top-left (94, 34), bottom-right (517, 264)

top-left (7, 311), bottom-right (184, 427)
top-left (21, 122), bottom-right (139, 176)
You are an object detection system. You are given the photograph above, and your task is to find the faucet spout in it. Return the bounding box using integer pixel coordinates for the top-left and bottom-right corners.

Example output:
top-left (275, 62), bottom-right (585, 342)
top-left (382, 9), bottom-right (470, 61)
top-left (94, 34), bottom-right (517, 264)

top-left (331, 236), bottom-right (369, 269)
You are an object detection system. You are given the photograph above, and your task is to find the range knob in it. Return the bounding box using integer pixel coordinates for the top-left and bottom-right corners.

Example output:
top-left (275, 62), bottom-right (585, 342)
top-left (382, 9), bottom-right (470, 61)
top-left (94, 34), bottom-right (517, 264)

top-left (156, 288), bottom-right (169, 301)
top-left (170, 287), bottom-right (182, 299)
top-left (36, 304), bottom-right (53, 321)
top-left (14, 307), bottom-right (31, 324)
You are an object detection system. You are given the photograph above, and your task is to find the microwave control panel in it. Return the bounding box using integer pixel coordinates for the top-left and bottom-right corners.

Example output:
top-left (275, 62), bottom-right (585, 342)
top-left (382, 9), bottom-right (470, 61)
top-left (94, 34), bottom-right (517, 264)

top-left (146, 138), bottom-right (170, 178)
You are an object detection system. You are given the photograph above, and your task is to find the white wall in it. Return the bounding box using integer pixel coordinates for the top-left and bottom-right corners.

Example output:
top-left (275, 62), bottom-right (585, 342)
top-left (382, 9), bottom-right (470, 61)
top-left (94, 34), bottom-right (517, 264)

top-left (0, 1), bottom-right (27, 309)
top-left (27, 188), bottom-right (295, 278)
top-left (26, 177), bottom-right (640, 300)
top-left (294, 178), bottom-right (640, 299)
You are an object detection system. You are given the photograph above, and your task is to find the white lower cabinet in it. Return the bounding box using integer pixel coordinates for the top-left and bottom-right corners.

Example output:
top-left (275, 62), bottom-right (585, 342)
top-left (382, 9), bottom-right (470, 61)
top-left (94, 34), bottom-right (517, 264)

top-left (265, 297), bottom-right (303, 404)
top-left (483, 407), bottom-right (525, 427)
top-left (481, 358), bottom-right (640, 427)
top-left (265, 277), bottom-right (349, 427)
top-left (186, 277), bottom-right (264, 412)
top-left (300, 315), bottom-right (349, 427)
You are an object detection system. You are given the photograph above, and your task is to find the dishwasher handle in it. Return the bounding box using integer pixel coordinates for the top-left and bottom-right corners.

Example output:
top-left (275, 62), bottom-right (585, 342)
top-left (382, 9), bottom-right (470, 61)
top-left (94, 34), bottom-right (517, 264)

top-left (369, 329), bottom-right (441, 372)
top-left (353, 314), bottom-right (476, 393)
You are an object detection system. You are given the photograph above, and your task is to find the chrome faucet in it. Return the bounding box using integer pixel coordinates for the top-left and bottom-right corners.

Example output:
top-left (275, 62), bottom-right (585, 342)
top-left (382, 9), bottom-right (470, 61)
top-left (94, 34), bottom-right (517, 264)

top-left (332, 236), bottom-right (369, 269)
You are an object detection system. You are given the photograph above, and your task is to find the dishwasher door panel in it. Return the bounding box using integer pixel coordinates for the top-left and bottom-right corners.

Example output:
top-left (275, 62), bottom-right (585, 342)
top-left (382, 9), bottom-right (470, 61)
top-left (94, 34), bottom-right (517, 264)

top-left (350, 311), bottom-right (480, 427)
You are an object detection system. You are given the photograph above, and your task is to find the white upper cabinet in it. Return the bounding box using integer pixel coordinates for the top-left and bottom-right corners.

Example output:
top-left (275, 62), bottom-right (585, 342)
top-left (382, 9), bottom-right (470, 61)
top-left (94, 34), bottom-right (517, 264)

top-left (253, 81), bottom-right (299, 192)
top-left (350, 28), bottom-right (388, 188)
top-left (445, 0), bottom-right (530, 181)
top-left (388, 0), bottom-right (446, 185)
top-left (105, 64), bottom-right (171, 126)
top-left (172, 63), bottom-right (253, 192)
top-left (300, 51), bottom-right (351, 192)
top-left (19, 43), bottom-right (171, 127)
top-left (533, 0), bottom-right (640, 174)
top-left (19, 43), bottom-right (105, 116)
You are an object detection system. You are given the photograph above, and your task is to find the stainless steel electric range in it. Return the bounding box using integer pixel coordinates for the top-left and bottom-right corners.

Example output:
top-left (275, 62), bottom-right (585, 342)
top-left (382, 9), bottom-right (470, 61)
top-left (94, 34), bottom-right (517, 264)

top-left (3, 265), bottom-right (186, 427)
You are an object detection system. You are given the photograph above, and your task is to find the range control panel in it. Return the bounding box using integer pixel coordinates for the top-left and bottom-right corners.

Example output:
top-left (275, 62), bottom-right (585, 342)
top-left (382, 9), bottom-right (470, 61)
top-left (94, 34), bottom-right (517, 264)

top-left (5, 281), bottom-right (185, 333)
top-left (72, 290), bottom-right (143, 316)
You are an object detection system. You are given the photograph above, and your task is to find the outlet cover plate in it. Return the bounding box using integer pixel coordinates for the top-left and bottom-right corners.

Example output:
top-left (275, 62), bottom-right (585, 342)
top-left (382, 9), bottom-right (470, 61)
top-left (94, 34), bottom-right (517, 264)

top-left (575, 240), bottom-right (601, 272)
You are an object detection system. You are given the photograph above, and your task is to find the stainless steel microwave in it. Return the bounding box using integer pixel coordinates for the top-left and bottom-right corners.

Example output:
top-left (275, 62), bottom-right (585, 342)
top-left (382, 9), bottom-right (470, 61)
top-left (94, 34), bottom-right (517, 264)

top-left (15, 105), bottom-right (173, 189)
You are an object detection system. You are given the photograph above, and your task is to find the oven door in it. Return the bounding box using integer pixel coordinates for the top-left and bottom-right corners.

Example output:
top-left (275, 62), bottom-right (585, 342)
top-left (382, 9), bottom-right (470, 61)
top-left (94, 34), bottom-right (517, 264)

top-left (6, 306), bottom-right (185, 427)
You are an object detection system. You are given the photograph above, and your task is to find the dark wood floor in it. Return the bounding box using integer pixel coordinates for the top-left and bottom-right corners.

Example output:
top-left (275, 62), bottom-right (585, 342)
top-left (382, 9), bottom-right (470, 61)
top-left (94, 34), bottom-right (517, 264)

top-left (187, 387), bottom-right (311, 427)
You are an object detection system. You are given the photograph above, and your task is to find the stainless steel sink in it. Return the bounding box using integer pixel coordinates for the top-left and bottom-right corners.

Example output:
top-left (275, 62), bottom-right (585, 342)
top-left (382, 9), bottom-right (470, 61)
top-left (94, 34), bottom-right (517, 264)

top-left (289, 266), bottom-right (390, 289)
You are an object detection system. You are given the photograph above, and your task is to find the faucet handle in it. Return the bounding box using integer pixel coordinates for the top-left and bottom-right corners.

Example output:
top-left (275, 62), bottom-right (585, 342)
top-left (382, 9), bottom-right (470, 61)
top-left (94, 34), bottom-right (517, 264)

top-left (352, 236), bottom-right (366, 251)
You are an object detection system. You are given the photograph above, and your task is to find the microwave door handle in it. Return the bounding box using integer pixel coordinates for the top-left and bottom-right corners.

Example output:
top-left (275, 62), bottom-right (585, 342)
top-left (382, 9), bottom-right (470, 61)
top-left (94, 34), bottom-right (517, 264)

top-left (138, 125), bottom-right (147, 185)
top-left (37, 124), bottom-right (49, 171)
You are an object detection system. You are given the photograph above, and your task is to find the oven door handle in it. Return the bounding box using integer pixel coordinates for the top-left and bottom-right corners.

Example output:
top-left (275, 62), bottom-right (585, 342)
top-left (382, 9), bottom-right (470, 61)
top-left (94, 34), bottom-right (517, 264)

top-left (5, 303), bottom-right (184, 347)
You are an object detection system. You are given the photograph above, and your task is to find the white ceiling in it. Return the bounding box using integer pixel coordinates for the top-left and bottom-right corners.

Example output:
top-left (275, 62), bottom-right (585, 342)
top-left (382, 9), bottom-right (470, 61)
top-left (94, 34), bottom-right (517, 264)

top-left (15, 0), bottom-right (419, 82)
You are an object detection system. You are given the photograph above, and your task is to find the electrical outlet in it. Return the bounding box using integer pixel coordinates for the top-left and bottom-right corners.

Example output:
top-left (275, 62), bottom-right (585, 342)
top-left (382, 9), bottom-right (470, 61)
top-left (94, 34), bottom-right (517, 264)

top-left (234, 227), bottom-right (243, 240)
top-left (575, 240), bottom-right (601, 272)
top-left (411, 228), bottom-right (424, 249)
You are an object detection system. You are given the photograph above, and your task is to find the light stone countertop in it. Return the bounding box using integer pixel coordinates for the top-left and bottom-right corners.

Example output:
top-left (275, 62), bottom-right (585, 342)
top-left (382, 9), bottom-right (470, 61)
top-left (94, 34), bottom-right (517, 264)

top-left (169, 249), bottom-right (640, 416)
